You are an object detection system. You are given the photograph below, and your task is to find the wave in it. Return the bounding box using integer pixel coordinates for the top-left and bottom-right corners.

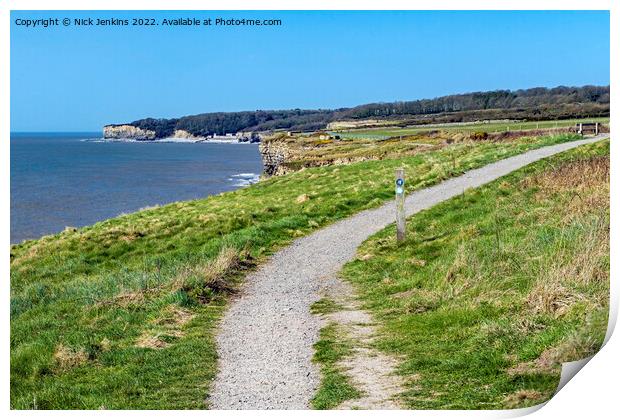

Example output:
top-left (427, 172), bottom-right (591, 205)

top-left (229, 173), bottom-right (260, 187)
top-left (80, 138), bottom-right (106, 142)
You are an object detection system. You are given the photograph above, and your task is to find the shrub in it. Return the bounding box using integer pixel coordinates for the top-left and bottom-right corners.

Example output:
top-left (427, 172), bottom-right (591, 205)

top-left (470, 131), bottom-right (489, 140)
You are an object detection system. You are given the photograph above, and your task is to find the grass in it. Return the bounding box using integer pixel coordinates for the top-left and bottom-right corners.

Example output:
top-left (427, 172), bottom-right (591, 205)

top-left (336, 117), bottom-right (609, 139)
top-left (310, 324), bottom-right (362, 409)
top-left (309, 297), bottom-right (363, 409)
top-left (10, 132), bottom-right (584, 409)
top-left (336, 140), bottom-right (609, 409)
top-left (311, 298), bottom-right (345, 315)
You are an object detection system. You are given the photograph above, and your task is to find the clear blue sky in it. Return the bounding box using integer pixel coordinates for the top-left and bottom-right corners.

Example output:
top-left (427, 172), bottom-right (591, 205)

top-left (11, 10), bottom-right (609, 132)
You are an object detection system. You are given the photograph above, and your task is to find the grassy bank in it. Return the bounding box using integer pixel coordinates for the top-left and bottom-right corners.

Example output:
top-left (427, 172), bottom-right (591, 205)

top-left (333, 140), bottom-right (609, 409)
top-left (10, 133), bottom-right (582, 409)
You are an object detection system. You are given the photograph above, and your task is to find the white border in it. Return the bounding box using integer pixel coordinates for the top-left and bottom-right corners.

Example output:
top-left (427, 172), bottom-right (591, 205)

top-left (1, 2), bottom-right (616, 419)
top-left (0, 0), bottom-right (614, 10)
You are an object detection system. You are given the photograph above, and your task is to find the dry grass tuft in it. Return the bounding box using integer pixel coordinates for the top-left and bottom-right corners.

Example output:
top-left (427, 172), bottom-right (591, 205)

top-left (110, 290), bottom-right (145, 307)
top-left (391, 289), bottom-right (416, 300)
top-left (175, 246), bottom-right (245, 300)
top-left (135, 333), bottom-right (169, 350)
top-left (198, 214), bottom-right (212, 223)
top-left (523, 156), bottom-right (609, 216)
top-left (11, 239), bottom-right (49, 266)
top-left (85, 225), bottom-right (147, 245)
top-left (507, 347), bottom-right (561, 377)
top-left (404, 289), bottom-right (442, 314)
top-left (154, 305), bottom-right (195, 328)
top-left (550, 333), bottom-right (600, 364)
top-left (561, 218), bottom-right (609, 287)
top-left (526, 277), bottom-right (582, 318)
top-left (100, 338), bottom-right (112, 352)
top-left (407, 257), bottom-right (427, 267)
top-left (120, 230), bottom-right (146, 242)
top-left (296, 194), bottom-right (310, 203)
top-left (54, 344), bottom-right (88, 371)
top-left (199, 247), bottom-right (242, 294)
top-left (96, 288), bottom-right (158, 308)
top-left (503, 390), bottom-right (545, 408)
top-left (528, 157), bottom-right (609, 192)
top-left (135, 305), bottom-right (195, 350)
top-left (526, 215), bottom-right (608, 317)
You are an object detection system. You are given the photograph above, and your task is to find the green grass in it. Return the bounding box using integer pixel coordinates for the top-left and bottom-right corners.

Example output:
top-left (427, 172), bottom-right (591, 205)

top-left (10, 133), bottom-right (584, 409)
top-left (337, 117), bottom-right (609, 139)
top-left (310, 324), bottom-right (362, 409)
top-left (337, 140), bottom-right (610, 409)
top-left (311, 298), bottom-right (344, 315)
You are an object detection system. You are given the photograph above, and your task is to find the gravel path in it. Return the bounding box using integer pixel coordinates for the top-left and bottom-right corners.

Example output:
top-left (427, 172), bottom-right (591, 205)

top-left (208, 135), bottom-right (607, 409)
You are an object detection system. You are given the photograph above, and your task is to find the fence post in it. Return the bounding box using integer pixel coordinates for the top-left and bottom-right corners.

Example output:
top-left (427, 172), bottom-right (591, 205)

top-left (595, 122), bottom-right (599, 135)
top-left (395, 168), bottom-right (405, 242)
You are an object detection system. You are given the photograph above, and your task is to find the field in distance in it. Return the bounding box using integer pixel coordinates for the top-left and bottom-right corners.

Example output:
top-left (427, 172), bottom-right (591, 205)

top-left (335, 117), bottom-right (610, 140)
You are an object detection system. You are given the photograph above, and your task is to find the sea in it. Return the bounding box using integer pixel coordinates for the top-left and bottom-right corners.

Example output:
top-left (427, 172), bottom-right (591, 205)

top-left (10, 132), bottom-right (263, 244)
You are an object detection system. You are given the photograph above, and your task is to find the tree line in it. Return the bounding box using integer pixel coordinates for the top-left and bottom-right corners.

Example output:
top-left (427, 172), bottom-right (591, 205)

top-left (111, 85), bottom-right (609, 137)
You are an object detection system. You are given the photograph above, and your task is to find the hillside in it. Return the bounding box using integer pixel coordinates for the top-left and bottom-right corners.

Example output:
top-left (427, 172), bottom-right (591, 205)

top-left (103, 85), bottom-right (609, 139)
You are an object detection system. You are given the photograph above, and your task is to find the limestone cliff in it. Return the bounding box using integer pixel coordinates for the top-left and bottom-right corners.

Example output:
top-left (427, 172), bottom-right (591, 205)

top-left (172, 129), bottom-right (206, 141)
top-left (259, 140), bottom-right (293, 176)
top-left (103, 125), bottom-right (156, 140)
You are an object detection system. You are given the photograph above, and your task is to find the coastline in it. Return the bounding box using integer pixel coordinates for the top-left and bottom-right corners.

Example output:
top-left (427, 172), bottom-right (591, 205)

top-left (95, 137), bottom-right (259, 144)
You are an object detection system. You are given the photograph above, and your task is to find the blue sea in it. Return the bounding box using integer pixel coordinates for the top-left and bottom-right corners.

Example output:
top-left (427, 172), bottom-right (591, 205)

top-left (10, 133), bottom-right (263, 244)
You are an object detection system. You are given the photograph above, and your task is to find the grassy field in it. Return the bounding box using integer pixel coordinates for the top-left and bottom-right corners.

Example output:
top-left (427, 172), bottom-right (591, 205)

top-left (329, 140), bottom-right (609, 409)
top-left (336, 117), bottom-right (610, 139)
top-left (10, 133), bottom-right (585, 409)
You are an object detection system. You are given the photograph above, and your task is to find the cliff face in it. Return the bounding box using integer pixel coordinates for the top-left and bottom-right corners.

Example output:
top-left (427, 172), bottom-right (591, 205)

top-left (172, 129), bottom-right (206, 140)
top-left (103, 125), bottom-right (156, 140)
top-left (259, 140), bottom-right (293, 176)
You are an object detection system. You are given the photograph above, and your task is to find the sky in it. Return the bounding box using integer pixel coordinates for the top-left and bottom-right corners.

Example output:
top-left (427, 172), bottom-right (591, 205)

top-left (10, 10), bottom-right (610, 132)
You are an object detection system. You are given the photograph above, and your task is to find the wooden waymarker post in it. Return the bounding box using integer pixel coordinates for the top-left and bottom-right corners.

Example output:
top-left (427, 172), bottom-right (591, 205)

top-left (395, 168), bottom-right (406, 242)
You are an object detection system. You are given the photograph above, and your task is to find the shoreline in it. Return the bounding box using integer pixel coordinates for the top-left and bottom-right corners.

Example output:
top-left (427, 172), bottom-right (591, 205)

top-left (93, 137), bottom-right (260, 144)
